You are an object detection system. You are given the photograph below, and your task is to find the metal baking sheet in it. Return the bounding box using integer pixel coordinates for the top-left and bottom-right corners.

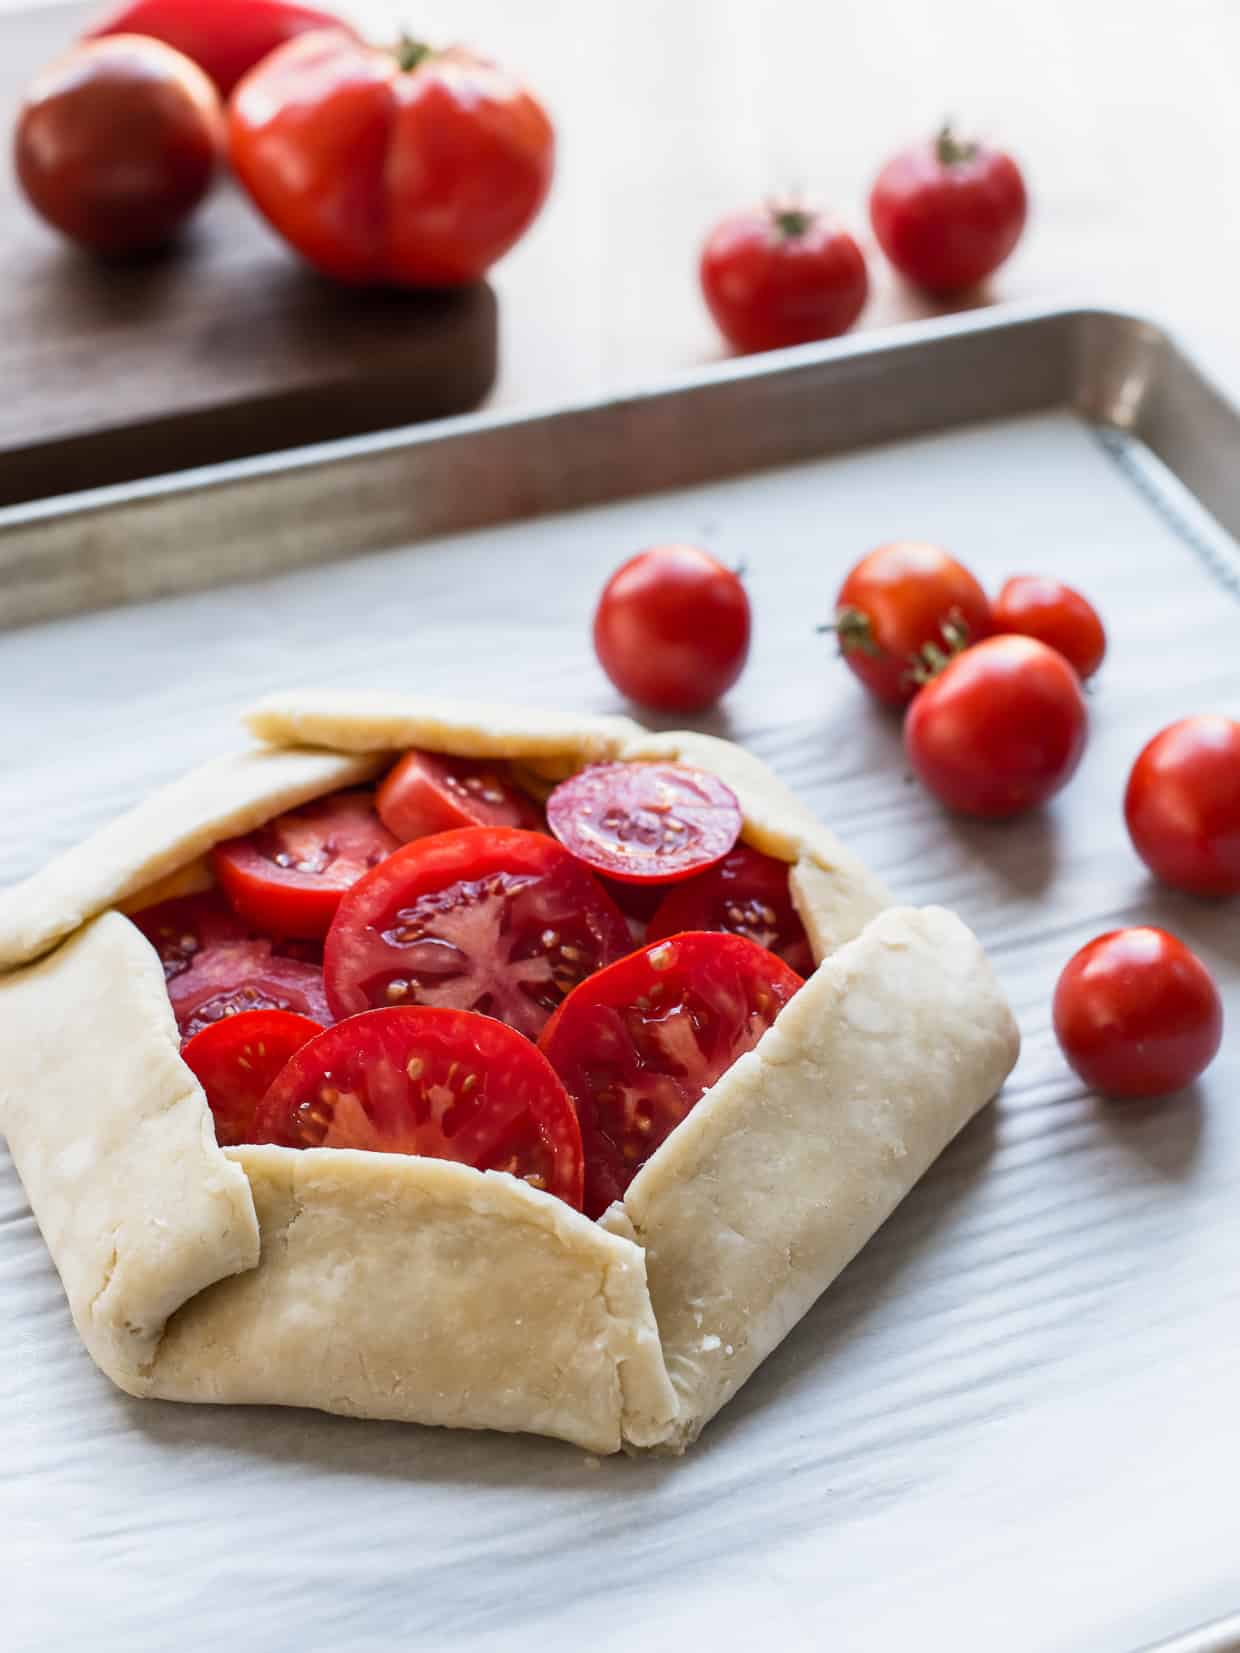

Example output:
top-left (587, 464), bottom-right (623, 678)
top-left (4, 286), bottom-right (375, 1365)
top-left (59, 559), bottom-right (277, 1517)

top-left (1, 307), bottom-right (1238, 1653)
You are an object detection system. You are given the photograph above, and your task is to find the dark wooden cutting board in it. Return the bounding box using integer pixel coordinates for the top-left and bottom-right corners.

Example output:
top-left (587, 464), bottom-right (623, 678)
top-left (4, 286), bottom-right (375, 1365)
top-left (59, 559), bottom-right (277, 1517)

top-left (0, 3), bottom-right (497, 505)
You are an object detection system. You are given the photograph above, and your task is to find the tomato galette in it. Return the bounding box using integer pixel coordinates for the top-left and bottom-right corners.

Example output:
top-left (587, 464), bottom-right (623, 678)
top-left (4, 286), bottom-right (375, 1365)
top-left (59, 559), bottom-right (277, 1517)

top-left (0, 691), bottom-right (1019, 1454)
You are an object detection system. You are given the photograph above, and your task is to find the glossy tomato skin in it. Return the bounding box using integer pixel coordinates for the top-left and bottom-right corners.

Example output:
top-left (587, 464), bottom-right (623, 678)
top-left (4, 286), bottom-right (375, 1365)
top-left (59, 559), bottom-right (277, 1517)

top-left (181, 1007), bottom-right (322, 1146)
top-left (700, 205), bottom-right (868, 353)
top-left (647, 844), bottom-right (814, 974)
top-left (547, 763), bottom-right (743, 885)
top-left (377, 749), bottom-right (542, 841)
top-left (593, 545), bottom-right (751, 713)
top-left (905, 634), bottom-right (1088, 818)
top-left (833, 541), bottom-right (992, 707)
top-left (252, 1006), bottom-right (584, 1206)
top-left (994, 575), bottom-right (1106, 680)
top-left (870, 128), bottom-right (1027, 294)
top-left (1124, 716), bottom-right (1240, 896)
top-left (229, 31), bottom-right (554, 286)
top-left (14, 35), bottom-right (222, 254)
top-left (86, 0), bottom-right (355, 96)
top-left (1053, 928), bottom-right (1222, 1099)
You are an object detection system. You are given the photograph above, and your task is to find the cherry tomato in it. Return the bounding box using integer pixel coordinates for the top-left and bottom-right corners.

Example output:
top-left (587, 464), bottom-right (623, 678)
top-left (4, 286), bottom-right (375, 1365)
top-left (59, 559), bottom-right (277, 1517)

top-left (1124, 716), bottom-right (1240, 896)
top-left (252, 1006), bottom-right (584, 1206)
top-left (1053, 928), bottom-right (1223, 1099)
top-left (830, 541), bottom-right (992, 707)
top-left (540, 931), bottom-right (802, 1217)
top-left (86, 0), bottom-right (355, 97)
top-left (993, 576), bottom-right (1106, 680)
top-left (647, 844), bottom-right (814, 974)
top-left (212, 789), bottom-right (400, 941)
top-left (228, 31), bottom-right (554, 286)
top-left (377, 749), bottom-right (542, 842)
top-left (869, 126), bottom-right (1027, 294)
top-left (699, 203), bottom-right (868, 354)
top-left (593, 545), bottom-right (751, 713)
top-left (323, 826), bottom-right (631, 1036)
top-left (904, 634), bottom-right (1088, 818)
top-left (547, 763), bottom-right (743, 886)
top-left (181, 1007), bottom-right (322, 1146)
top-left (14, 35), bottom-right (222, 255)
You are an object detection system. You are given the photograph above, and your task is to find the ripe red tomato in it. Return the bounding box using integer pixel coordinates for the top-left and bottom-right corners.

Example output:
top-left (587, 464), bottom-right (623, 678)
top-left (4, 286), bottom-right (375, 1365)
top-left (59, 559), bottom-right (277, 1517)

top-left (14, 35), bottom-right (222, 255)
top-left (647, 844), bottom-right (814, 974)
top-left (699, 204), bottom-right (868, 353)
top-left (831, 541), bottom-right (992, 707)
top-left (212, 790), bottom-right (400, 940)
top-left (546, 763), bottom-right (742, 885)
top-left (323, 826), bottom-right (630, 1035)
top-left (252, 1006), bottom-right (584, 1206)
top-left (1053, 928), bottom-right (1223, 1099)
top-left (1124, 716), bottom-right (1240, 896)
top-left (904, 634), bottom-right (1088, 817)
top-left (540, 931), bottom-right (803, 1217)
top-left (86, 0), bottom-right (355, 96)
top-left (377, 749), bottom-right (542, 841)
top-left (870, 126), bottom-right (1027, 294)
top-left (228, 31), bottom-right (554, 286)
top-left (993, 575), bottom-right (1106, 680)
top-left (593, 545), bottom-right (751, 713)
top-left (181, 1007), bottom-right (323, 1146)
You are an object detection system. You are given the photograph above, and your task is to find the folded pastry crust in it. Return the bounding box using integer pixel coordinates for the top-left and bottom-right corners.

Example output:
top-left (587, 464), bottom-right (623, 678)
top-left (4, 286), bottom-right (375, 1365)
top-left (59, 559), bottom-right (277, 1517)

top-left (0, 692), bottom-right (1019, 1452)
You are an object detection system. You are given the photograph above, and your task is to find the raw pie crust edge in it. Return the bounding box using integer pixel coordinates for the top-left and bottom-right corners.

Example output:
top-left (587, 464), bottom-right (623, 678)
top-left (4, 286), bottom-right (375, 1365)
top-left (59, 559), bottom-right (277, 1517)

top-left (0, 692), bottom-right (1019, 1453)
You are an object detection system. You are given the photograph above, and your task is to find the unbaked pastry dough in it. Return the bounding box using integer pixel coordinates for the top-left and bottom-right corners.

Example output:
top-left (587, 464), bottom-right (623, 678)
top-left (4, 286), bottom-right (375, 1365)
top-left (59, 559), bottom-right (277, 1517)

top-left (0, 693), bottom-right (1019, 1452)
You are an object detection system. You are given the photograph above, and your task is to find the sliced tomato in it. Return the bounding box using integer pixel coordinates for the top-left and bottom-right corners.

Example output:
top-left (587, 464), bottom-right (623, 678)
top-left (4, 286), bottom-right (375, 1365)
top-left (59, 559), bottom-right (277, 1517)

top-left (212, 789), bottom-right (401, 940)
top-left (376, 748), bottom-right (543, 841)
top-left (539, 931), bottom-right (803, 1217)
top-left (647, 845), bottom-right (814, 974)
top-left (130, 890), bottom-right (251, 980)
top-left (251, 1006), bottom-right (584, 1207)
top-left (181, 1008), bottom-right (323, 1146)
top-left (323, 826), bottom-right (632, 1037)
top-left (546, 763), bottom-right (742, 886)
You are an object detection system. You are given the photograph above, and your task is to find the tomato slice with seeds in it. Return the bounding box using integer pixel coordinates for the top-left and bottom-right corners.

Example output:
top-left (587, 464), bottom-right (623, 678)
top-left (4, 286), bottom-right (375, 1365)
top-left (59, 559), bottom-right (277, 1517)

top-left (546, 763), bottom-right (742, 886)
top-left (131, 890), bottom-right (252, 979)
top-left (646, 845), bottom-right (815, 974)
top-left (212, 789), bottom-right (401, 940)
top-left (251, 1006), bottom-right (584, 1208)
top-left (539, 931), bottom-right (803, 1218)
top-left (377, 748), bottom-right (543, 841)
top-left (181, 1008), bottom-right (323, 1147)
top-left (323, 826), bottom-right (632, 1038)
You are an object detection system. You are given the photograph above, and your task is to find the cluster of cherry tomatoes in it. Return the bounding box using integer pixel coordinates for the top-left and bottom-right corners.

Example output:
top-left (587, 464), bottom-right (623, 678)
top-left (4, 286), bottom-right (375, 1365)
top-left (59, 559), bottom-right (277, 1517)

top-left (591, 540), bottom-right (1234, 1103)
top-left (14, 0), bottom-right (554, 284)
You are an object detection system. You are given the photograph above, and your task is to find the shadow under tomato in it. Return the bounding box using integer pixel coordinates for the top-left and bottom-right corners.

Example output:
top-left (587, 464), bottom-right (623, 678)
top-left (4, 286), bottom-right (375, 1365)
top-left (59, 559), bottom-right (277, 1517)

top-left (927, 804), bottom-right (1064, 900)
top-left (1089, 1084), bottom-right (1205, 1183)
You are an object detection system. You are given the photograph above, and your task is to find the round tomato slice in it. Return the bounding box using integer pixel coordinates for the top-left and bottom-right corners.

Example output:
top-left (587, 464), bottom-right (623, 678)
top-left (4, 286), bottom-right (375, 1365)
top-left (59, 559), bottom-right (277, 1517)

top-left (212, 789), bottom-right (401, 940)
top-left (546, 763), bottom-right (742, 886)
top-left (130, 890), bottom-right (251, 980)
top-left (646, 845), bottom-right (814, 974)
top-left (376, 748), bottom-right (543, 841)
top-left (323, 826), bottom-right (632, 1037)
top-left (181, 1008), bottom-right (323, 1147)
top-left (251, 1006), bottom-right (584, 1207)
top-left (539, 931), bottom-right (803, 1218)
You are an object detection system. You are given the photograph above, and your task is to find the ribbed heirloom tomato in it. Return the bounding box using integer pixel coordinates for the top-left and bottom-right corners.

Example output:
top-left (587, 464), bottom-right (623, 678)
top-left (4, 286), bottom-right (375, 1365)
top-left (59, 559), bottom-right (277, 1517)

top-left (228, 30), bottom-right (555, 286)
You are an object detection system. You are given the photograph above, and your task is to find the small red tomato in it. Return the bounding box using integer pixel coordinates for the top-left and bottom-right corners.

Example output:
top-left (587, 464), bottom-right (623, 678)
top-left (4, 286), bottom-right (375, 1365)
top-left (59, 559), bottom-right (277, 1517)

top-left (830, 541), bottom-right (992, 708)
top-left (593, 545), bottom-right (751, 713)
top-left (699, 203), bottom-right (868, 354)
top-left (870, 126), bottom-right (1027, 294)
top-left (904, 634), bottom-right (1088, 817)
top-left (1053, 928), bottom-right (1223, 1099)
top-left (14, 35), bottom-right (222, 255)
top-left (546, 764), bottom-right (742, 886)
top-left (229, 31), bottom-right (554, 286)
top-left (993, 575), bottom-right (1106, 679)
top-left (86, 0), bottom-right (356, 97)
top-left (1124, 716), bottom-right (1240, 896)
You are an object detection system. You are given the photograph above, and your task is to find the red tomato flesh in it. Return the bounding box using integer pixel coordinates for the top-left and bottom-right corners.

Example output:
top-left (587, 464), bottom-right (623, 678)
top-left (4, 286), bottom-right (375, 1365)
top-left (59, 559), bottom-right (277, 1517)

top-left (647, 844), bottom-right (814, 975)
top-left (212, 789), bottom-right (400, 941)
top-left (546, 763), bottom-right (742, 885)
top-left (540, 931), bottom-right (803, 1218)
top-left (252, 1006), bottom-right (584, 1207)
top-left (377, 748), bottom-right (542, 841)
top-left (1124, 715), bottom-right (1240, 896)
top-left (993, 575), bottom-right (1106, 680)
top-left (181, 1008), bottom-right (323, 1146)
top-left (323, 826), bottom-right (631, 1037)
